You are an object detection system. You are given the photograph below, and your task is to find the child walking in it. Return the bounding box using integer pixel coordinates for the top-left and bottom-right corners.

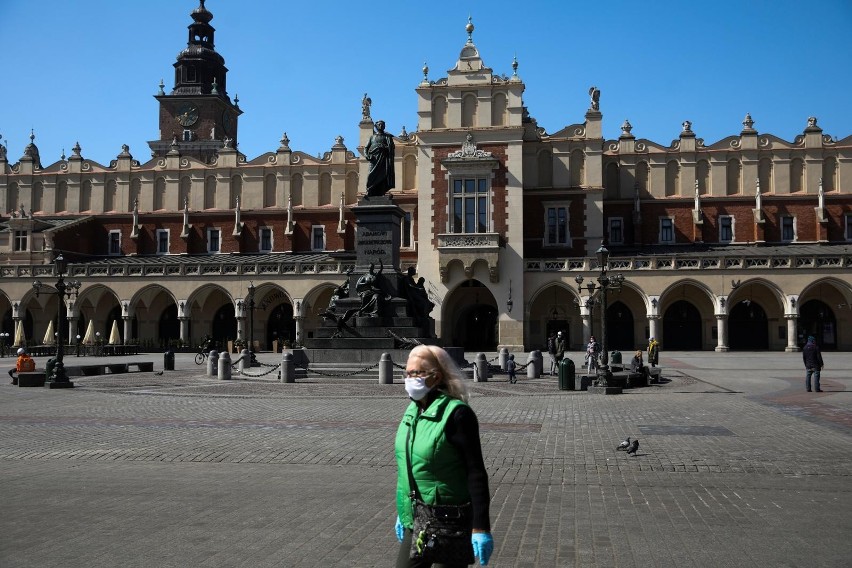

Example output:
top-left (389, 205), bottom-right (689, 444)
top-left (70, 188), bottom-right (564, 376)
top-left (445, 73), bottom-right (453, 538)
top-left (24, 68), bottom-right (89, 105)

top-left (507, 354), bottom-right (517, 384)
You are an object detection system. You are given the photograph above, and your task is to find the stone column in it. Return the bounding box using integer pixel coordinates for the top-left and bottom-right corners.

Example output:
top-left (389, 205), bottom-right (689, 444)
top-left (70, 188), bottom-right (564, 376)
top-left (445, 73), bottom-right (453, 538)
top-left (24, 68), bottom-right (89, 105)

top-left (647, 315), bottom-right (660, 342)
top-left (122, 316), bottom-right (133, 342)
top-left (68, 316), bottom-right (79, 345)
top-left (294, 298), bottom-right (304, 345)
top-left (715, 315), bottom-right (729, 352)
top-left (179, 317), bottom-right (190, 343)
top-left (785, 315), bottom-right (800, 352)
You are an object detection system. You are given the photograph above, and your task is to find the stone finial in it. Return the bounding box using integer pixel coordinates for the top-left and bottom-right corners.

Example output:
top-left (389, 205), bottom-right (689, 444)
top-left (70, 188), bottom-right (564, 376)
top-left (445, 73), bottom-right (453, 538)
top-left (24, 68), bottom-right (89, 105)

top-left (682, 120), bottom-right (693, 133)
top-left (72, 141), bottom-right (82, 157)
top-left (399, 126), bottom-right (410, 141)
top-left (465, 16), bottom-right (474, 44)
top-left (512, 55), bottom-right (518, 77)
top-left (158, 79), bottom-right (165, 96)
top-left (621, 119), bottom-right (633, 136)
top-left (279, 132), bottom-right (290, 151)
top-left (742, 113), bottom-right (756, 132)
top-left (234, 94), bottom-right (240, 108)
top-left (422, 61), bottom-right (429, 82)
top-left (211, 77), bottom-right (219, 95)
top-left (223, 137), bottom-right (233, 149)
top-left (808, 116), bottom-right (818, 127)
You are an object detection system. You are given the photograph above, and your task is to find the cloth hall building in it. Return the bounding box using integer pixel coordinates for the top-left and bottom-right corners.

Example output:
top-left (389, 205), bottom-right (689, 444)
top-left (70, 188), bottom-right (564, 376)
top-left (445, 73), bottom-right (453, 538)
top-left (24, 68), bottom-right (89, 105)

top-left (2, 2), bottom-right (851, 355)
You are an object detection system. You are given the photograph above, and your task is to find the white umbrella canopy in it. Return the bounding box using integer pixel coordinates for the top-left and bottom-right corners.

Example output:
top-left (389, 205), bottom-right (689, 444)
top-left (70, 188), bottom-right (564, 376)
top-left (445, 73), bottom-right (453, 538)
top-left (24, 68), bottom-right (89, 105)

top-left (108, 320), bottom-right (120, 345)
top-left (43, 320), bottom-right (55, 345)
top-left (82, 320), bottom-right (95, 345)
top-left (13, 320), bottom-right (24, 347)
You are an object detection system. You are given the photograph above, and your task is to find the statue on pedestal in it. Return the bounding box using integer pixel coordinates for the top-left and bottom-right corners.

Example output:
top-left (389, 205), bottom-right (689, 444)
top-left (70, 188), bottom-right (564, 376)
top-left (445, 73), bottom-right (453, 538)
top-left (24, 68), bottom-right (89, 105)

top-left (364, 120), bottom-right (395, 197)
top-left (399, 267), bottom-right (434, 323)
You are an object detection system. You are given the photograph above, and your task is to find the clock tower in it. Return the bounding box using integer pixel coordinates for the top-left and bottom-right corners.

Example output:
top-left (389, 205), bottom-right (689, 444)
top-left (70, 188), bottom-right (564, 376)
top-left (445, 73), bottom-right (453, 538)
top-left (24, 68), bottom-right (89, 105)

top-left (149, 0), bottom-right (241, 162)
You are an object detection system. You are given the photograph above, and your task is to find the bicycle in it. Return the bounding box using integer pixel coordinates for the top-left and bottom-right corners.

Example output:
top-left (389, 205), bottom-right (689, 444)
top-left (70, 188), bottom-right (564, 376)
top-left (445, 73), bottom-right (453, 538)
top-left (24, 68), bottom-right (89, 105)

top-left (195, 345), bottom-right (213, 365)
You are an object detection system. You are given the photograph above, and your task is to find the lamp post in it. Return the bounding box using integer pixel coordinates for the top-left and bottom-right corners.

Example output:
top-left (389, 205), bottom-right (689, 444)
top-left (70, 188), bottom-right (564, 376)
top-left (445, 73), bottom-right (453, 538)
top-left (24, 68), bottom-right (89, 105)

top-left (247, 281), bottom-right (257, 366)
top-left (0, 332), bottom-right (8, 357)
top-left (32, 254), bottom-right (81, 388)
top-left (574, 246), bottom-right (624, 388)
top-left (76, 334), bottom-right (81, 357)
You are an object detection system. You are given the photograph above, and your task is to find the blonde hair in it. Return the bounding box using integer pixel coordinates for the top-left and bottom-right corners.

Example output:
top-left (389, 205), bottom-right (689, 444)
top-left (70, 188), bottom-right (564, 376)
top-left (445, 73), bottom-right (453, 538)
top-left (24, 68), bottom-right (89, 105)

top-left (408, 345), bottom-right (470, 403)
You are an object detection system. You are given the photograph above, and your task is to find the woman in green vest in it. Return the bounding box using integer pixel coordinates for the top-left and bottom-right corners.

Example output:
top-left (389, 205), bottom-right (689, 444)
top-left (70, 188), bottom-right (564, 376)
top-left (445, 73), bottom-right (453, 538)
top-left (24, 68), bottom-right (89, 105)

top-left (394, 345), bottom-right (494, 567)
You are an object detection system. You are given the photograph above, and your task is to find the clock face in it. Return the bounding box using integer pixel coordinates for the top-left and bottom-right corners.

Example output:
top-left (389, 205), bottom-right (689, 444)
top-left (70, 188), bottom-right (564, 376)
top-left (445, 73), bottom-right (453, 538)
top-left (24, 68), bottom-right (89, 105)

top-left (176, 102), bottom-right (199, 127)
top-left (222, 110), bottom-right (234, 135)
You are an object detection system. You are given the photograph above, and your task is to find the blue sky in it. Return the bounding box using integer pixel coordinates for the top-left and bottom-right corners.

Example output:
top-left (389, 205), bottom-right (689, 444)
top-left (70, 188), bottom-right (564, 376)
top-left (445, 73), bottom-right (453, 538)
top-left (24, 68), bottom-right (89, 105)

top-left (1, 1), bottom-right (851, 165)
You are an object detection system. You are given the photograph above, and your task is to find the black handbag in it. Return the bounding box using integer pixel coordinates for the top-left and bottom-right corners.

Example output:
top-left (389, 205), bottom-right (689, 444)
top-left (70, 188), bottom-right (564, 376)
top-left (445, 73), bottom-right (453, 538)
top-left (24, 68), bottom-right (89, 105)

top-left (406, 425), bottom-right (475, 565)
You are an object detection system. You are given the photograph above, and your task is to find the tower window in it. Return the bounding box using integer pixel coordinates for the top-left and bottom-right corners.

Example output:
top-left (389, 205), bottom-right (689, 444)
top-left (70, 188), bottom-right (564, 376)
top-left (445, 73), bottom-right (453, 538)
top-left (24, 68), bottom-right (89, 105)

top-left (450, 178), bottom-right (489, 233)
top-left (183, 130), bottom-right (193, 142)
top-left (187, 65), bottom-right (197, 82)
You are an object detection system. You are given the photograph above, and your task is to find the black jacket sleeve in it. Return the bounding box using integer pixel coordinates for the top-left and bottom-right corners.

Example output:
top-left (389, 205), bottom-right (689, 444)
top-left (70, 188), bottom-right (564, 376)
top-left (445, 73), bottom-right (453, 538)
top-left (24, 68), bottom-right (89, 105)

top-left (445, 405), bottom-right (491, 531)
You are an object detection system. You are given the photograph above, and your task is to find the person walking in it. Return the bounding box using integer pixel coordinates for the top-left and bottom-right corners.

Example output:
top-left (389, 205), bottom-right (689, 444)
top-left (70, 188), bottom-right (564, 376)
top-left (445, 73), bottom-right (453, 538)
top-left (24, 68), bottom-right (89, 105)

top-left (546, 333), bottom-right (557, 375)
top-left (554, 332), bottom-right (566, 371)
top-left (507, 354), bottom-right (517, 384)
top-left (647, 337), bottom-right (660, 368)
top-left (394, 345), bottom-right (494, 567)
top-left (802, 336), bottom-right (824, 392)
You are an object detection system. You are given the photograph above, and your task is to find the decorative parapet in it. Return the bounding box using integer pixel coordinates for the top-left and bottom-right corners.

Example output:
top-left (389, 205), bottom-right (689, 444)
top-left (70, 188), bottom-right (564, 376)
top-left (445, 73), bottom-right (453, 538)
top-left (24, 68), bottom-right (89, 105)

top-left (437, 232), bottom-right (501, 283)
top-left (524, 250), bottom-right (851, 272)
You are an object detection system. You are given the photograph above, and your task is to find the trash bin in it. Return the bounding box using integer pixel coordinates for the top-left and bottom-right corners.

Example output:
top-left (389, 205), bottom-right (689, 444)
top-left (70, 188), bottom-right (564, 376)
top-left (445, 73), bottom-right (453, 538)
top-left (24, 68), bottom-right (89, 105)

top-left (558, 358), bottom-right (575, 391)
top-left (163, 350), bottom-right (175, 371)
top-left (609, 350), bottom-right (622, 366)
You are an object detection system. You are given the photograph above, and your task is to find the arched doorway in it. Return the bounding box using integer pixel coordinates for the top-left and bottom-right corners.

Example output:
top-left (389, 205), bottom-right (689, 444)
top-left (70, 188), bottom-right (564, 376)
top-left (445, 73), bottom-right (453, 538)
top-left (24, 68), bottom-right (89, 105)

top-left (798, 300), bottom-right (837, 349)
top-left (266, 303), bottom-right (295, 348)
top-left (729, 300), bottom-right (768, 350)
top-left (606, 301), bottom-right (634, 350)
top-left (211, 303), bottom-right (237, 348)
top-left (663, 300), bottom-right (702, 349)
top-left (444, 279), bottom-right (498, 351)
top-left (158, 304), bottom-right (180, 348)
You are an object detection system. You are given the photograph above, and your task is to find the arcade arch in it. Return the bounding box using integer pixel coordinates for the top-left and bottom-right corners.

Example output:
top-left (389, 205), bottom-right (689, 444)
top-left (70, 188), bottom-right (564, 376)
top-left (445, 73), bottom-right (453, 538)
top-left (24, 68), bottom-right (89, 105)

top-left (443, 279), bottom-right (497, 351)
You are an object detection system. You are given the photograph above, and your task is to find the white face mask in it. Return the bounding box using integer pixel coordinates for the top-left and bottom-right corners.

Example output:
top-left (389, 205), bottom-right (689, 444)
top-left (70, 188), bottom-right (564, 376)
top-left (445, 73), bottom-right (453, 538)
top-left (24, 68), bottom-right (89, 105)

top-left (405, 377), bottom-right (433, 401)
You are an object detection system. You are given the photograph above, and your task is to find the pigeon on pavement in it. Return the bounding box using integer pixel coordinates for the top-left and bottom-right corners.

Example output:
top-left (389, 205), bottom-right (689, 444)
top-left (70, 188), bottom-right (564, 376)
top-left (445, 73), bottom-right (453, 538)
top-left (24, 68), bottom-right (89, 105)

top-left (154, 371), bottom-right (164, 376)
top-left (627, 439), bottom-right (639, 456)
top-left (617, 437), bottom-right (631, 451)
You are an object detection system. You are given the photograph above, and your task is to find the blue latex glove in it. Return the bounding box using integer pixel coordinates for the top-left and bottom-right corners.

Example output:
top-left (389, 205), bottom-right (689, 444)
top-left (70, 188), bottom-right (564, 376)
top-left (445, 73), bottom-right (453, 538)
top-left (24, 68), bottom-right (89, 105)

top-left (471, 532), bottom-right (494, 565)
top-left (395, 516), bottom-right (404, 543)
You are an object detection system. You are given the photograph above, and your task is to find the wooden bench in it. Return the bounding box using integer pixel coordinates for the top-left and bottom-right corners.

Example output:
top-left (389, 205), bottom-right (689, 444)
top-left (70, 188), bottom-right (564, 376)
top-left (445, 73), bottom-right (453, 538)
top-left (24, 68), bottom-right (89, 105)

top-left (17, 371), bottom-right (46, 387)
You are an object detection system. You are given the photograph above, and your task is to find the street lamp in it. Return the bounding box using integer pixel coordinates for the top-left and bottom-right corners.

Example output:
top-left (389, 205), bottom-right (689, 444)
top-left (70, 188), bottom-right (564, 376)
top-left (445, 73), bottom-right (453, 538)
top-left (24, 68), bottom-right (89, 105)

top-left (0, 332), bottom-right (9, 357)
top-left (32, 254), bottom-right (81, 388)
top-left (247, 281), bottom-right (257, 366)
top-left (574, 246), bottom-right (624, 387)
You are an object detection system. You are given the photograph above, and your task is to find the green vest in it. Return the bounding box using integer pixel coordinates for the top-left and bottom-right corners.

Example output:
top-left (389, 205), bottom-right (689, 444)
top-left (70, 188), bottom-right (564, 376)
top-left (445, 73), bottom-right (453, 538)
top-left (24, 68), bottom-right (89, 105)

top-left (395, 393), bottom-right (470, 528)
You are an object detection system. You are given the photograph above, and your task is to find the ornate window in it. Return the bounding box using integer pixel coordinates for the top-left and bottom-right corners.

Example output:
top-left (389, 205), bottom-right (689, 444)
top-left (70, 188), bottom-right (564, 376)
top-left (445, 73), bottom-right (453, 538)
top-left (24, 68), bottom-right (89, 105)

top-left (451, 178), bottom-right (489, 233)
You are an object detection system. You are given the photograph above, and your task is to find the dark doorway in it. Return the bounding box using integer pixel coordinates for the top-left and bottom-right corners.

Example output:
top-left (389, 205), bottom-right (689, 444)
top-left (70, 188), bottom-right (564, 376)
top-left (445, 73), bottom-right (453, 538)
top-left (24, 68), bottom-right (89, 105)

top-left (798, 300), bottom-right (836, 349)
top-left (728, 300), bottom-right (768, 350)
top-left (212, 303), bottom-right (237, 348)
top-left (606, 301), bottom-right (634, 350)
top-left (267, 303), bottom-right (295, 349)
top-left (158, 304), bottom-right (180, 348)
top-left (663, 300), bottom-right (702, 350)
top-left (455, 304), bottom-right (498, 352)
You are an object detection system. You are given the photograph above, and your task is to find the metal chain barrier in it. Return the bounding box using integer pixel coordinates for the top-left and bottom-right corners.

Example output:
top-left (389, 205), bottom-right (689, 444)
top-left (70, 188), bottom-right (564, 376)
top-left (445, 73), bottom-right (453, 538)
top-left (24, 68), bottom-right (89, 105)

top-left (386, 329), bottom-right (422, 349)
top-left (294, 362), bottom-right (380, 378)
top-left (234, 362), bottom-right (282, 378)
